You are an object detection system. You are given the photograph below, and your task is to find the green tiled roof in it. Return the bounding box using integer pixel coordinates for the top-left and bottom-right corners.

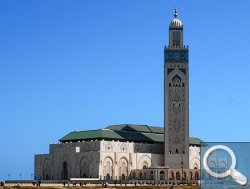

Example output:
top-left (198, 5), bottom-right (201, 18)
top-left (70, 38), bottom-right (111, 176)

top-left (59, 124), bottom-right (202, 146)
top-left (106, 124), bottom-right (153, 133)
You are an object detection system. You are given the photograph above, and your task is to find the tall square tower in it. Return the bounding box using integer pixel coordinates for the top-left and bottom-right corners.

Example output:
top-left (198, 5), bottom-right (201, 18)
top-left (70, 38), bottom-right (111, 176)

top-left (164, 9), bottom-right (189, 169)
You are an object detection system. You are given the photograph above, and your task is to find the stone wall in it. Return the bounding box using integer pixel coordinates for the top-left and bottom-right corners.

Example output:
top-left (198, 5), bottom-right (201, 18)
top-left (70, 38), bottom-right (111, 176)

top-left (35, 141), bottom-right (101, 180)
top-left (189, 145), bottom-right (200, 169)
top-left (35, 140), bottom-right (200, 180)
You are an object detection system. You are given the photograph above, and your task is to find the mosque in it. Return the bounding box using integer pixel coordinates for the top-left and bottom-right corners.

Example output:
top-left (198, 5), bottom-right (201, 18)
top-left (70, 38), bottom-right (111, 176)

top-left (35, 9), bottom-right (201, 182)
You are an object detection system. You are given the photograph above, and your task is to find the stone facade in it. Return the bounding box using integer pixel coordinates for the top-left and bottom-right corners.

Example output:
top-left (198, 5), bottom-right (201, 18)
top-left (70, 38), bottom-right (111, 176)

top-left (35, 139), bottom-right (200, 180)
top-left (35, 141), bottom-right (100, 180)
top-left (189, 145), bottom-right (201, 170)
top-left (164, 8), bottom-right (189, 169)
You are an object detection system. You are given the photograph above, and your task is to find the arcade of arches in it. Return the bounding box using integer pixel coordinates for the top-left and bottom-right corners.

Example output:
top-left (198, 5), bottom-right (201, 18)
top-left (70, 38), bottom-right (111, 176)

top-left (131, 169), bottom-right (200, 181)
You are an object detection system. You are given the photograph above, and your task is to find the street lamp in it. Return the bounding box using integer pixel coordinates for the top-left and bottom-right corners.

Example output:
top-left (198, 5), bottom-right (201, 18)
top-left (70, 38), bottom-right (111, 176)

top-left (246, 159), bottom-right (248, 178)
top-left (7, 173), bottom-right (11, 186)
top-left (19, 173), bottom-right (22, 181)
top-left (181, 152), bottom-right (184, 181)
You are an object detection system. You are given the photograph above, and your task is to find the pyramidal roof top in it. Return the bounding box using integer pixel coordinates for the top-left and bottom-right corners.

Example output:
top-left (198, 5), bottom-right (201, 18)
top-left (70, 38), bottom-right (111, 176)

top-left (59, 124), bottom-right (202, 146)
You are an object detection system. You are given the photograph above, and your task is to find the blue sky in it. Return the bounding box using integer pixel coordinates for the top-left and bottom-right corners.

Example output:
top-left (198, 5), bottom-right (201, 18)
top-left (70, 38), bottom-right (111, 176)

top-left (0, 0), bottom-right (250, 181)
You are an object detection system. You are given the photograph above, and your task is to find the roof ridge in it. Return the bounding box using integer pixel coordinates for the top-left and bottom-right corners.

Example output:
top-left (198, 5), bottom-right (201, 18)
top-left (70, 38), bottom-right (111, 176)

top-left (71, 129), bottom-right (102, 133)
top-left (146, 125), bottom-right (153, 133)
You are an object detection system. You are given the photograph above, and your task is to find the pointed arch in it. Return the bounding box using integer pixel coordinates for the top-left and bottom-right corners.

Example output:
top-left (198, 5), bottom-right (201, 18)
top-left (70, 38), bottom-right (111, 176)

top-left (172, 74), bottom-right (182, 83)
top-left (195, 171), bottom-right (199, 180)
top-left (138, 155), bottom-right (151, 169)
top-left (103, 157), bottom-right (113, 180)
top-left (170, 171), bottom-right (174, 180)
top-left (183, 172), bottom-right (187, 180)
top-left (176, 171), bottom-right (181, 180)
top-left (58, 155), bottom-right (71, 180)
top-left (43, 158), bottom-right (51, 180)
top-left (160, 170), bottom-right (165, 180)
top-left (119, 157), bottom-right (128, 180)
top-left (190, 157), bottom-right (200, 169)
top-left (80, 156), bottom-right (89, 178)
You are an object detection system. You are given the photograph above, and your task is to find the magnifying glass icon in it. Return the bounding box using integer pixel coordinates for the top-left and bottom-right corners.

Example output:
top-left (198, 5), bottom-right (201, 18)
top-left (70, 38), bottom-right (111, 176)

top-left (203, 145), bottom-right (247, 186)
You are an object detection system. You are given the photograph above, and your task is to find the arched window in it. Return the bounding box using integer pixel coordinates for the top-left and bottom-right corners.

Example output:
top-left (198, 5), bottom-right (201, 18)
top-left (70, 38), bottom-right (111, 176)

top-left (172, 74), bottom-right (182, 84)
top-left (104, 157), bottom-right (113, 180)
top-left (106, 173), bottom-right (111, 180)
top-left (183, 172), bottom-right (187, 180)
top-left (121, 174), bottom-right (126, 180)
top-left (160, 171), bottom-right (164, 180)
top-left (139, 172), bottom-right (143, 179)
top-left (173, 32), bottom-right (181, 47)
top-left (43, 159), bottom-right (51, 180)
top-left (190, 172), bottom-right (193, 180)
top-left (173, 40), bottom-right (176, 46)
top-left (142, 161), bottom-right (148, 169)
top-left (194, 163), bottom-right (198, 169)
top-left (80, 157), bottom-right (89, 178)
top-left (195, 172), bottom-right (199, 180)
top-left (171, 172), bottom-right (174, 180)
top-left (132, 172), bottom-right (136, 179)
top-left (62, 161), bottom-right (68, 180)
top-left (119, 158), bottom-right (128, 180)
top-left (176, 172), bottom-right (181, 180)
top-left (150, 171), bottom-right (154, 180)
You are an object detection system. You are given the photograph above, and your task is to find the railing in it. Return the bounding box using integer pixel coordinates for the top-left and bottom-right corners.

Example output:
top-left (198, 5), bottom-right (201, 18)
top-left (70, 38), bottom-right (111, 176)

top-left (5, 179), bottom-right (199, 186)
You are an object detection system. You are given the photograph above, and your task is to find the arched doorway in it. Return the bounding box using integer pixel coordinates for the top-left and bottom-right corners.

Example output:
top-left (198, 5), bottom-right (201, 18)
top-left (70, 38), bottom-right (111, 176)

top-left (80, 157), bottom-right (89, 178)
top-left (121, 174), bottom-right (125, 180)
top-left (119, 158), bottom-right (128, 180)
top-left (195, 171), bottom-right (199, 180)
top-left (176, 172), bottom-right (181, 180)
top-left (194, 163), bottom-right (198, 169)
top-left (170, 171), bottom-right (174, 180)
top-left (190, 172), bottom-right (193, 180)
top-left (132, 172), bottom-right (136, 179)
top-left (183, 172), bottom-right (187, 180)
top-left (150, 171), bottom-right (154, 180)
top-left (138, 155), bottom-right (151, 169)
top-left (42, 171), bottom-right (49, 180)
top-left (43, 159), bottom-right (51, 180)
top-left (160, 171), bottom-right (164, 180)
top-left (106, 173), bottom-right (111, 180)
top-left (139, 172), bottom-right (142, 179)
top-left (142, 160), bottom-right (148, 169)
top-left (103, 157), bottom-right (113, 180)
top-left (61, 161), bottom-right (68, 180)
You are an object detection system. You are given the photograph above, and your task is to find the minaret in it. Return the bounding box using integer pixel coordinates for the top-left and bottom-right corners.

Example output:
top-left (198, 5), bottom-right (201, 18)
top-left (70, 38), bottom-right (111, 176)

top-left (164, 9), bottom-right (189, 169)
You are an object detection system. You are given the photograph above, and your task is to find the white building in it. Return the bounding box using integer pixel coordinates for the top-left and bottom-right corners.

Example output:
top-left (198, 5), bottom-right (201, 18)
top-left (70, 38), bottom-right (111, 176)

top-left (35, 124), bottom-right (201, 181)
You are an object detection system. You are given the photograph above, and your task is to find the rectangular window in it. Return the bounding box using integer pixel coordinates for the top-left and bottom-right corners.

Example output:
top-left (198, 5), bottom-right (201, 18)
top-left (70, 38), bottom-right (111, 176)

top-left (76, 147), bottom-right (80, 153)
